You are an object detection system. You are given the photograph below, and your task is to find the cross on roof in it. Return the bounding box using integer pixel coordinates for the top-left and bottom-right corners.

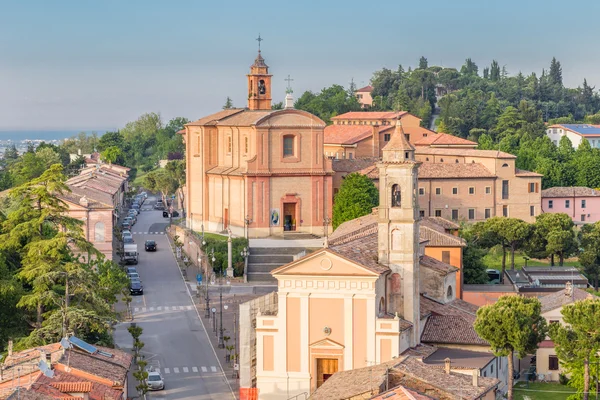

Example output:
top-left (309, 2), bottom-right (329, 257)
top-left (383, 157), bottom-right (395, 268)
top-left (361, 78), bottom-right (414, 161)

top-left (285, 75), bottom-right (294, 94)
top-left (256, 34), bottom-right (263, 52)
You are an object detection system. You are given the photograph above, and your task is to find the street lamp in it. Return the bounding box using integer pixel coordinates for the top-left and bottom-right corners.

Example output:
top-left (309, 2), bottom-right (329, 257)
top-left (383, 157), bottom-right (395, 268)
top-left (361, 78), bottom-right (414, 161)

top-left (206, 248), bottom-right (215, 318)
top-left (241, 247), bottom-right (250, 283)
top-left (244, 215), bottom-right (252, 240)
top-left (213, 270), bottom-right (231, 349)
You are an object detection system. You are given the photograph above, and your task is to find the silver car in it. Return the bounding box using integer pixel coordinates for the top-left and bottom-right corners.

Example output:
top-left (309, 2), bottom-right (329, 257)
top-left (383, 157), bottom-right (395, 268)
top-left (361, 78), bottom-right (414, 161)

top-left (146, 370), bottom-right (164, 390)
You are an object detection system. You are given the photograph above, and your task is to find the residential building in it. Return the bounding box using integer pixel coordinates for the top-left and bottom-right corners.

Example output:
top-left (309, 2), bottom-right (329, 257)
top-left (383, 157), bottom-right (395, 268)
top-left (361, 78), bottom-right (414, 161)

top-left (355, 85), bottom-right (373, 108)
top-left (180, 50), bottom-right (333, 238)
top-left (541, 186), bottom-right (600, 224)
top-left (535, 284), bottom-right (593, 381)
top-left (324, 111), bottom-right (436, 159)
top-left (0, 336), bottom-right (132, 400)
top-left (332, 129), bottom-right (543, 223)
top-left (311, 353), bottom-right (499, 400)
top-left (243, 127), bottom-right (505, 399)
top-left (546, 124), bottom-right (600, 148)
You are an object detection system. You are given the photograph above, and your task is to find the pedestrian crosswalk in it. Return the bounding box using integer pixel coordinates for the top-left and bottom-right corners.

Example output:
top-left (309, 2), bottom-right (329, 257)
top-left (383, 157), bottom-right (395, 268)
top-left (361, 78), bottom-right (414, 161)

top-left (132, 231), bottom-right (165, 235)
top-left (133, 305), bottom-right (194, 313)
top-left (156, 366), bottom-right (221, 375)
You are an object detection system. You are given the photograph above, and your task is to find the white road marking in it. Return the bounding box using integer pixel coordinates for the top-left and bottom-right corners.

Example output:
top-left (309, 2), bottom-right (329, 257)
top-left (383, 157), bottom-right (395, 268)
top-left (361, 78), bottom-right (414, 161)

top-left (163, 306), bottom-right (169, 310)
top-left (186, 306), bottom-right (192, 310)
top-left (149, 307), bottom-right (155, 311)
top-left (173, 367), bottom-right (180, 373)
top-left (134, 308), bottom-right (139, 312)
top-left (141, 307), bottom-right (146, 312)
top-left (157, 306), bottom-right (162, 311)
top-left (192, 367), bottom-right (198, 373)
top-left (183, 367), bottom-right (189, 373)
top-left (164, 368), bottom-right (170, 374)
top-left (211, 366), bottom-right (217, 372)
top-left (201, 367), bottom-right (207, 373)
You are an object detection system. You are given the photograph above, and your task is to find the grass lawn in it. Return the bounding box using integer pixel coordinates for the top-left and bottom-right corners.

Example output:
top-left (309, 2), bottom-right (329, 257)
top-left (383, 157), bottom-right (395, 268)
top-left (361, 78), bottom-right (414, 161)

top-left (191, 232), bottom-right (228, 241)
top-left (482, 250), bottom-right (579, 271)
top-left (513, 381), bottom-right (576, 400)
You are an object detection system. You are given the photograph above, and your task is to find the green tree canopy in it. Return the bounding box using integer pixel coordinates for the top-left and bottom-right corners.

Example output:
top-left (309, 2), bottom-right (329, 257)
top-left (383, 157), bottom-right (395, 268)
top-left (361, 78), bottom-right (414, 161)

top-left (332, 173), bottom-right (378, 229)
top-left (474, 295), bottom-right (547, 400)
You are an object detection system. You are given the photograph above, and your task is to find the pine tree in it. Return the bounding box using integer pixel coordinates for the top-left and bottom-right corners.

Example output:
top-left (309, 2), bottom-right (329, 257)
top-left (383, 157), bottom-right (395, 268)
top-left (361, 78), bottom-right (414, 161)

top-left (418, 56), bottom-right (428, 69)
top-left (490, 60), bottom-right (500, 82)
top-left (549, 57), bottom-right (563, 87)
top-left (223, 97), bottom-right (234, 109)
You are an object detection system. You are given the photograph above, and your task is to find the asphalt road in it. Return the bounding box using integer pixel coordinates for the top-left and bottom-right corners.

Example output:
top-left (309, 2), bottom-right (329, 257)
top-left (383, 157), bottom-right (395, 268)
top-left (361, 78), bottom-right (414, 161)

top-left (114, 196), bottom-right (235, 400)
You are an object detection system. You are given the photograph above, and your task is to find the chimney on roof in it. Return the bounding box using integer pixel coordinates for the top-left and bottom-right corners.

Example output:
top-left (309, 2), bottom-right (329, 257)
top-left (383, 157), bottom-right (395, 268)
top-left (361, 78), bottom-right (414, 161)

top-left (8, 339), bottom-right (13, 356)
top-left (472, 370), bottom-right (478, 387)
top-left (444, 358), bottom-right (451, 374)
top-left (79, 196), bottom-right (89, 208)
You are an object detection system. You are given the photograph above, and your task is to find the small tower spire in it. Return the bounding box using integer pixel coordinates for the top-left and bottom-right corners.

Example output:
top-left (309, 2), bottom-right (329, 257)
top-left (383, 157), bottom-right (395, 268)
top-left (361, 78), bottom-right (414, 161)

top-left (382, 117), bottom-right (415, 162)
top-left (247, 35), bottom-right (272, 110)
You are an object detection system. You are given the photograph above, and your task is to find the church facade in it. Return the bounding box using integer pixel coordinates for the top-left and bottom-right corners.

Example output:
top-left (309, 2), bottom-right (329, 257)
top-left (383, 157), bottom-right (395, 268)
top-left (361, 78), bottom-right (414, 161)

top-left (181, 51), bottom-right (333, 238)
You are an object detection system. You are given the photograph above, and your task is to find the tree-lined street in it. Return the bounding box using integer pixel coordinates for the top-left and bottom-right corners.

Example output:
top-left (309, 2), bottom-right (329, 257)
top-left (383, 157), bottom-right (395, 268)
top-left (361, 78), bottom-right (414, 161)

top-left (113, 196), bottom-right (234, 400)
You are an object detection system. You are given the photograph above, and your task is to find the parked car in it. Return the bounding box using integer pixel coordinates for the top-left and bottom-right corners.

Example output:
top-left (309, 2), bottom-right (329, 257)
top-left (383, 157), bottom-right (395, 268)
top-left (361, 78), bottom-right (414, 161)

top-left (145, 240), bottom-right (157, 251)
top-left (140, 192), bottom-right (148, 199)
top-left (122, 231), bottom-right (133, 241)
top-left (154, 203), bottom-right (165, 210)
top-left (131, 203), bottom-right (140, 211)
top-left (128, 208), bottom-right (139, 216)
top-left (122, 221), bottom-right (131, 230)
top-left (123, 237), bottom-right (135, 244)
top-left (146, 370), bottom-right (164, 390)
top-left (124, 217), bottom-right (134, 227)
top-left (129, 280), bottom-right (144, 295)
top-left (127, 272), bottom-right (140, 280)
top-left (125, 267), bottom-right (137, 274)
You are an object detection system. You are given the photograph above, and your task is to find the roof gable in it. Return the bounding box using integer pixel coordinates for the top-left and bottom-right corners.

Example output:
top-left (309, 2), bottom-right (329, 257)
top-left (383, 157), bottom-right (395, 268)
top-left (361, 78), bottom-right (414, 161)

top-left (256, 109), bottom-right (325, 128)
top-left (271, 249), bottom-right (381, 277)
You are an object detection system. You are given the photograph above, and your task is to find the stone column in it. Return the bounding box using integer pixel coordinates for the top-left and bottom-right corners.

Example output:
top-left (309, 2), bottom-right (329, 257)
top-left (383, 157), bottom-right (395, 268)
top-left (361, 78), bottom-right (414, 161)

top-left (226, 229), bottom-right (234, 277)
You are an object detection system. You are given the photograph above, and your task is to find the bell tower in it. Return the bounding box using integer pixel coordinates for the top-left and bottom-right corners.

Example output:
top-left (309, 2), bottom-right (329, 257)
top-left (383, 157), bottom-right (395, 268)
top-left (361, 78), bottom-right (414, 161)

top-left (377, 118), bottom-right (421, 346)
top-left (247, 35), bottom-right (272, 110)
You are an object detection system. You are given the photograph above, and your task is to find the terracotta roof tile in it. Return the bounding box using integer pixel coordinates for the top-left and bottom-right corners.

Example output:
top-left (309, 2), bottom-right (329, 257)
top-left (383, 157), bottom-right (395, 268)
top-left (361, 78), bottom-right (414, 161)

top-left (422, 217), bottom-right (459, 230)
top-left (323, 125), bottom-right (373, 145)
top-left (370, 385), bottom-right (435, 399)
top-left (420, 254), bottom-right (459, 275)
top-left (186, 109), bottom-right (245, 126)
top-left (539, 287), bottom-right (592, 313)
top-left (515, 168), bottom-right (543, 177)
top-left (416, 147), bottom-right (517, 159)
top-left (332, 158), bottom-right (379, 173)
top-left (383, 120), bottom-right (415, 152)
top-left (420, 296), bottom-right (486, 346)
top-left (35, 369), bottom-right (124, 400)
top-left (542, 186), bottom-right (600, 198)
top-left (332, 111), bottom-right (408, 120)
top-left (359, 164), bottom-right (379, 179)
top-left (414, 132), bottom-right (478, 147)
top-left (355, 85), bottom-right (373, 93)
top-left (418, 163), bottom-right (495, 179)
top-left (51, 382), bottom-right (92, 393)
top-left (419, 225), bottom-right (466, 247)
top-left (329, 232), bottom-right (389, 275)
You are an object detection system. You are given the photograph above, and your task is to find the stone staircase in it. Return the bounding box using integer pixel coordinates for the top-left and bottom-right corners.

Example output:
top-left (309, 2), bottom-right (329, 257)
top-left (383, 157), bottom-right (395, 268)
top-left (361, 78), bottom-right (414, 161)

top-left (246, 247), bottom-right (308, 283)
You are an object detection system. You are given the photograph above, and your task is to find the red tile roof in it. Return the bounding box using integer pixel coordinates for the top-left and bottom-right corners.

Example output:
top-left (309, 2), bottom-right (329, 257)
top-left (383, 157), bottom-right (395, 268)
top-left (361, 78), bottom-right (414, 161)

top-left (418, 163), bottom-right (495, 179)
top-left (416, 147), bottom-right (517, 159)
top-left (414, 132), bottom-right (478, 147)
top-left (542, 186), bottom-right (600, 198)
top-left (332, 111), bottom-right (408, 120)
top-left (323, 124), bottom-right (373, 145)
top-left (51, 382), bottom-right (92, 393)
top-left (355, 85), bottom-right (373, 93)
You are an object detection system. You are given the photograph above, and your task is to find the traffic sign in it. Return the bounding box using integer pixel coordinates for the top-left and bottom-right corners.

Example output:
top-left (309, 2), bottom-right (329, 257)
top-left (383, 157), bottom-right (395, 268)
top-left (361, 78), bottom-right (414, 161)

top-left (197, 274), bottom-right (202, 284)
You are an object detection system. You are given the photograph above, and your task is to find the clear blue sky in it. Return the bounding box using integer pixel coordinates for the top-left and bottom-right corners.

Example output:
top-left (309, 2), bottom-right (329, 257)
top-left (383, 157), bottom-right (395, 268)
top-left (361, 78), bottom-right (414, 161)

top-left (1, 0), bottom-right (599, 130)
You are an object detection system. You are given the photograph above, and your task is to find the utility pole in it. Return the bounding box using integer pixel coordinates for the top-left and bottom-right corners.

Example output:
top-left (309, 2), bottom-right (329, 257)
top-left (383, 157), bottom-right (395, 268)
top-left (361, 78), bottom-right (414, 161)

top-left (226, 228), bottom-right (233, 277)
top-left (241, 247), bottom-right (249, 283)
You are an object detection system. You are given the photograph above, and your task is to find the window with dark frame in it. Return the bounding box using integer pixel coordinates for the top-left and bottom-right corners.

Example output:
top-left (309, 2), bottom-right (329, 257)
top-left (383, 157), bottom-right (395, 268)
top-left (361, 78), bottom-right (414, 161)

top-left (485, 186), bottom-right (491, 194)
top-left (530, 205), bottom-right (535, 216)
top-left (485, 208), bottom-right (491, 219)
top-left (435, 209), bottom-right (442, 217)
top-left (565, 199), bottom-right (570, 208)
top-left (502, 205), bottom-right (508, 217)
top-left (435, 188), bottom-right (441, 195)
top-left (548, 200), bottom-right (553, 209)
top-left (384, 134), bottom-right (391, 142)
top-left (451, 209), bottom-right (458, 220)
top-left (418, 188), bottom-right (425, 196)
top-left (468, 209), bottom-right (475, 220)
top-left (419, 210), bottom-right (425, 217)
top-left (549, 355), bottom-right (559, 371)
top-left (502, 180), bottom-right (509, 199)
top-left (452, 187), bottom-right (458, 195)
top-left (469, 187), bottom-right (475, 195)
top-left (283, 135), bottom-right (294, 157)
top-left (582, 199), bottom-right (587, 208)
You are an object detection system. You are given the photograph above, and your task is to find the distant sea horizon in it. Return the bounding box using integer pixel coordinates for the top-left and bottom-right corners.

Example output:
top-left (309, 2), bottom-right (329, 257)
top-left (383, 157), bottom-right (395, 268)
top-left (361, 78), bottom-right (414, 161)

top-left (0, 130), bottom-right (110, 142)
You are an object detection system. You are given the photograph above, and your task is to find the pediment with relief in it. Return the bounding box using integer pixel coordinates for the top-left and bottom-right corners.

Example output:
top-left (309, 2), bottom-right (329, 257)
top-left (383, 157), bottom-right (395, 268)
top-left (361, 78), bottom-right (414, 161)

top-left (309, 338), bottom-right (345, 349)
top-left (271, 250), bottom-right (379, 277)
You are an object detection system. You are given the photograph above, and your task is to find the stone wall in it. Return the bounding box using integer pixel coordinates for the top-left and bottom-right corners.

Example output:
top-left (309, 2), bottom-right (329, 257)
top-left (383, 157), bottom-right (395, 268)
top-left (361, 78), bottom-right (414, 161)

top-left (239, 292), bottom-right (279, 389)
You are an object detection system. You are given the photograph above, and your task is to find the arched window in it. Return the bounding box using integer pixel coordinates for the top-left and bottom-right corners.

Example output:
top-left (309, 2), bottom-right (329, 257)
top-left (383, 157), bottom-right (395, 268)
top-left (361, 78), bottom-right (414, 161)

top-left (426, 157), bottom-right (429, 161)
top-left (391, 184), bottom-right (401, 207)
top-left (502, 163), bottom-right (509, 167)
top-left (455, 159), bottom-right (459, 163)
top-left (447, 285), bottom-right (454, 301)
top-left (94, 222), bottom-right (105, 242)
top-left (244, 137), bottom-right (249, 153)
top-left (283, 135), bottom-right (294, 157)
top-left (440, 158), bottom-right (444, 162)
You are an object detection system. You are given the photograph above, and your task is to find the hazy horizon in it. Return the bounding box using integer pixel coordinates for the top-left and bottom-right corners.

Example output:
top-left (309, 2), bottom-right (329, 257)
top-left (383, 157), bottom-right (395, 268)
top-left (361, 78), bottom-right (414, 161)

top-left (2, 0), bottom-right (600, 130)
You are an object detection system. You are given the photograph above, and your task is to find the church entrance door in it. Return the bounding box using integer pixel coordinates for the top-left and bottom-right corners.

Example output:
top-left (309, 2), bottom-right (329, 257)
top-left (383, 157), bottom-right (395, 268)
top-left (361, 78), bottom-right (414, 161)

top-left (283, 203), bottom-right (296, 231)
top-left (316, 358), bottom-right (338, 388)
top-left (223, 208), bottom-right (229, 230)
